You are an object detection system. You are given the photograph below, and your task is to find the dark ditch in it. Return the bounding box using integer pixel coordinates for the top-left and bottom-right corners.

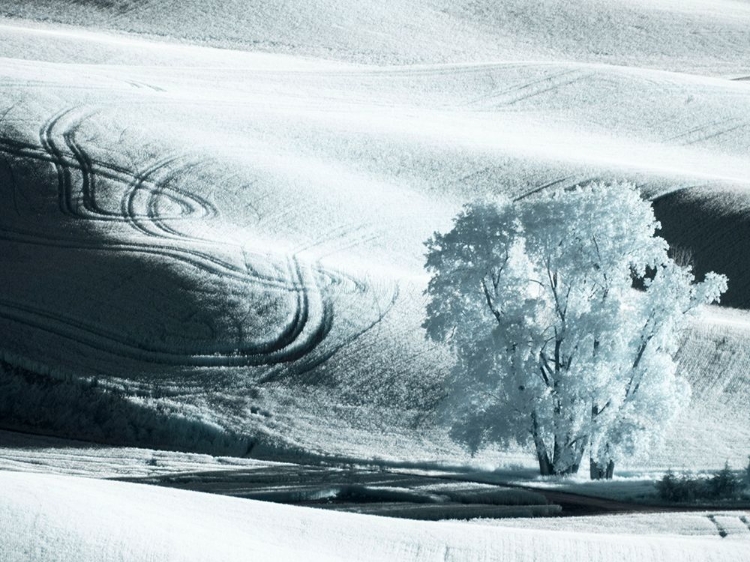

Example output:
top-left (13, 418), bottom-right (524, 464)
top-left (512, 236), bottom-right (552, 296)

top-left (119, 464), bottom-right (562, 520)
top-left (119, 462), bottom-right (750, 520)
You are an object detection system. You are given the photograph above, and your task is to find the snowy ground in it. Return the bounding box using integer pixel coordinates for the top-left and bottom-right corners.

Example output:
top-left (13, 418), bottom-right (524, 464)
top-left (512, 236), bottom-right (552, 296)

top-left (0, 429), bottom-right (279, 478)
top-left (1, 1), bottom-right (750, 559)
top-left (2, 470), bottom-right (748, 562)
top-left (0, 16), bottom-right (748, 466)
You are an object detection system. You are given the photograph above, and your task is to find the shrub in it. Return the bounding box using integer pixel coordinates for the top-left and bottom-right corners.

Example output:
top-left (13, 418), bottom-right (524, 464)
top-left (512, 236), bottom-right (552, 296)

top-left (709, 462), bottom-right (742, 499)
top-left (657, 463), bottom-right (743, 502)
top-left (657, 470), bottom-right (702, 502)
top-left (656, 469), bottom-right (680, 501)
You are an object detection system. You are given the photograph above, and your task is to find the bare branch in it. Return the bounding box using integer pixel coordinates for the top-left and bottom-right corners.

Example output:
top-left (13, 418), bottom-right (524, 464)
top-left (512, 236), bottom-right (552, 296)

top-left (546, 260), bottom-right (567, 325)
top-left (592, 235), bottom-right (609, 297)
top-left (592, 400), bottom-right (611, 418)
top-left (480, 278), bottom-right (503, 323)
top-left (539, 352), bottom-right (556, 389)
top-left (538, 365), bottom-right (551, 388)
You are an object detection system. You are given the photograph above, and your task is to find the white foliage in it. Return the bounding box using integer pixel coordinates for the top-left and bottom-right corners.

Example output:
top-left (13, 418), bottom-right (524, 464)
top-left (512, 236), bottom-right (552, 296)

top-left (424, 182), bottom-right (727, 475)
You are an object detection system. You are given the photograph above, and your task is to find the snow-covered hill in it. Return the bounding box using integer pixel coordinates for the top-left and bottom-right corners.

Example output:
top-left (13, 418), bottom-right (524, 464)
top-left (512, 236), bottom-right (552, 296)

top-left (0, 3), bottom-right (749, 468)
top-left (2, 3), bottom-right (750, 559)
top-left (1, 471), bottom-right (747, 562)
top-left (3, 0), bottom-right (750, 75)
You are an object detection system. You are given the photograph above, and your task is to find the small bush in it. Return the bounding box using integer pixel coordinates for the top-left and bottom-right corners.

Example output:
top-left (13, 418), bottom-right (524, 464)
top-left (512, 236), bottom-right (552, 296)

top-left (655, 470), bottom-right (679, 501)
top-left (657, 470), bottom-right (701, 502)
top-left (657, 463), bottom-right (743, 503)
top-left (709, 462), bottom-right (742, 499)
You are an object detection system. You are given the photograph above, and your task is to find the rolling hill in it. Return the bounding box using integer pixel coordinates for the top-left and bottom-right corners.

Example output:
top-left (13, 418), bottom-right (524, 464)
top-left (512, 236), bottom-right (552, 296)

top-left (0, 0), bottom-right (748, 470)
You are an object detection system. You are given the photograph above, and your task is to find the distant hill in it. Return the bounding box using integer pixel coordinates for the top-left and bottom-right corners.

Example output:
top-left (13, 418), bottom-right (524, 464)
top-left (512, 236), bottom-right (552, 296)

top-left (2, 0), bottom-right (750, 74)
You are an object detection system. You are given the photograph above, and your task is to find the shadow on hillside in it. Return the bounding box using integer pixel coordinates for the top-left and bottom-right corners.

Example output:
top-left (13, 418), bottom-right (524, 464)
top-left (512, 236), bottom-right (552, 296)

top-left (653, 187), bottom-right (750, 309)
top-left (0, 360), bottom-right (253, 455)
top-left (119, 463), bottom-right (560, 520)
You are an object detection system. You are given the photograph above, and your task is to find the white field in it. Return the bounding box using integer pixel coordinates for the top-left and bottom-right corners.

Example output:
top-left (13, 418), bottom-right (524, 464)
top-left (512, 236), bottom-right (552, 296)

top-left (1, 1), bottom-right (750, 559)
top-left (0, 430), bottom-right (283, 478)
top-left (0, 14), bottom-right (748, 466)
top-left (1, 470), bottom-right (748, 562)
top-left (3, 0), bottom-right (750, 75)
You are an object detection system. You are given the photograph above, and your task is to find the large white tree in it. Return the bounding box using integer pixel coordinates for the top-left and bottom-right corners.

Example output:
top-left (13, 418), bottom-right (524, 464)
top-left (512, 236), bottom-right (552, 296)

top-left (423, 182), bottom-right (727, 478)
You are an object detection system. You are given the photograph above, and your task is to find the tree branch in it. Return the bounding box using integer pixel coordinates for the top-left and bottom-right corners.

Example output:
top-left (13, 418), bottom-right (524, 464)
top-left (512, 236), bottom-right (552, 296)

top-left (547, 260), bottom-right (567, 325)
top-left (539, 365), bottom-right (552, 388)
top-left (592, 400), bottom-right (611, 418)
top-left (539, 352), bottom-right (556, 389)
top-left (592, 235), bottom-right (609, 292)
top-left (480, 278), bottom-right (503, 323)
top-left (624, 337), bottom-right (655, 400)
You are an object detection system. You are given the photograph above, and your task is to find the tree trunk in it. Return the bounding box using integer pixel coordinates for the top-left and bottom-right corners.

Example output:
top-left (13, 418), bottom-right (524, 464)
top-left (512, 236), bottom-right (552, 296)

top-left (537, 448), bottom-right (553, 476)
top-left (531, 412), bottom-right (553, 476)
top-left (551, 434), bottom-right (588, 476)
top-left (590, 458), bottom-right (615, 480)
top-left (531, 413), bottom-right (589, 477)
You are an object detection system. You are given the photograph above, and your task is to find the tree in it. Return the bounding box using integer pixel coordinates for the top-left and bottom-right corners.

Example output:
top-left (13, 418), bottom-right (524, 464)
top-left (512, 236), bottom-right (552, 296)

top-left (423, 182), bottom-right (727, 478)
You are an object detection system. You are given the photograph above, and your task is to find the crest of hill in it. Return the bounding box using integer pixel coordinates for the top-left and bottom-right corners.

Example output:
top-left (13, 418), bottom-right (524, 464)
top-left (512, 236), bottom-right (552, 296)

top-left (2, 0), bottom-right (750, 75)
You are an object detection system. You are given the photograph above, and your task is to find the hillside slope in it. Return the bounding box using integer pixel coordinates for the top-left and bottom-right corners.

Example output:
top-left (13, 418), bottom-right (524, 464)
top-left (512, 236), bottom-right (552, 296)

top-left (2, 0), bottom-right (750, 75)
top-left (1, 471), bottom-right (747, 562)
top-left (0, 12), bottom-right (748, 468)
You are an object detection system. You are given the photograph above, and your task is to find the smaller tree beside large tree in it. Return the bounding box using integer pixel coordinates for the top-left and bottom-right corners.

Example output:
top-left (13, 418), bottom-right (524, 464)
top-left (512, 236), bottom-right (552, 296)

top-left (423, 182), bottom-right (727, 479)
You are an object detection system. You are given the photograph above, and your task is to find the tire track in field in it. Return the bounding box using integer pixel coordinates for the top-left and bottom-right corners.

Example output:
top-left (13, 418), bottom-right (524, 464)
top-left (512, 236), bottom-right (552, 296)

top-left (60, 118), bottom-right (288, 285)
top-left (145, 160), bottom-right (216, 239)
top-left (261, 274), bottom-right (398, 384)
top-left (62, 111), bottom-right (113, 217)
top-left (64, 113), bottom-right (219, 229)
top-left (0, 228), bottom-right (332, 367)
top-left (515, 176), bottom-right (575, 201)
top-left (0, 108), bottom-right (345, 367)
top-left (0, 292), bottom-right (318, 368)
top-left (665, 118), bottom-right (748, 147)
top-left (32, 108), bottom-right (218, 228)
top-left (707, 514), bottom-right (729, 538)
top-left (9, 114), bottom-right (295, 288)
top-left (2, 110), bottom-right (288, 285)
top-left (38, 106), bottom-right (77, 216)
top-left (122, 154), bottom-right (192, 237)
top-left (465, 69), bottom-right (589, 108)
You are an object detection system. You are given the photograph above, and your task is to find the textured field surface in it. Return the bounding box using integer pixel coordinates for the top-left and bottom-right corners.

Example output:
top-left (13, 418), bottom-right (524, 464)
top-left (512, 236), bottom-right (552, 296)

top-left (1, 471), bottom-right (748, 562)
top-left (0, 1), bottom-right (749, 467)
top-left (2, 3), bottom-right (750, 560)
top-left (3, 0), bottom-right (750, 75)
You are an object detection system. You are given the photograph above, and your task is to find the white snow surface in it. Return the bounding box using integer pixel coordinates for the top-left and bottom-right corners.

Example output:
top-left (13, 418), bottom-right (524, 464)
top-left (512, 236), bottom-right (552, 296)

top-left (0, 11), bottom-right (748, 466)
top-left (1, 5), bottom-right (750, 561)
top-left (0, 430), bottom-right (282, 478)
top-left (1, 470), bottom-right (748, 562)
top-left (3, 0), bottom-right (750, 75)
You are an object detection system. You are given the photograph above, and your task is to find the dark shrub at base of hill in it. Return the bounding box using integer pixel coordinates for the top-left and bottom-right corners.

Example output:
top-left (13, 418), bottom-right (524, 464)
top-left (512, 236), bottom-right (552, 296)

top-left (657, 463), bottom-right (745, 502)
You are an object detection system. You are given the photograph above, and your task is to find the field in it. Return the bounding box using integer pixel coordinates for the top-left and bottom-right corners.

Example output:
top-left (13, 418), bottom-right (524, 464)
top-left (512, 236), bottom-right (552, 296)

top-left (0, 1), bottom-right (749, 560)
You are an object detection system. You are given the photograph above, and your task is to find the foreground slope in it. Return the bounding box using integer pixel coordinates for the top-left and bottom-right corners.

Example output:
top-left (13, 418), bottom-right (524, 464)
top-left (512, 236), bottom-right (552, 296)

top-left (1, 471), bottom-right (747, 562)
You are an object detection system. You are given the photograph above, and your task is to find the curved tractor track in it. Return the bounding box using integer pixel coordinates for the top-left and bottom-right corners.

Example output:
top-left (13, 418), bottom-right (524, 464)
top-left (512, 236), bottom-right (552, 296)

top-left (0, 106), bottom-right (351, 367)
